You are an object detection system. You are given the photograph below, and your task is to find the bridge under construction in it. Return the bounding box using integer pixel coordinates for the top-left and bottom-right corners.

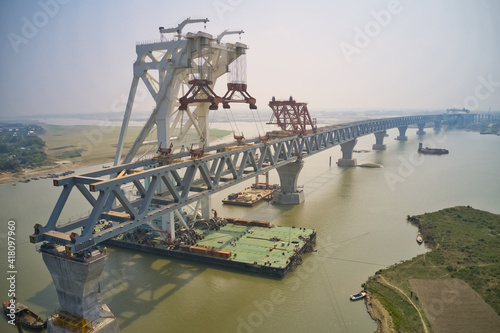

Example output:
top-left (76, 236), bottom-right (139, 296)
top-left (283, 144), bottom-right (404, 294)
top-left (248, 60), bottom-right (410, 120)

top-left (28, 18), bottom-right (497, 333)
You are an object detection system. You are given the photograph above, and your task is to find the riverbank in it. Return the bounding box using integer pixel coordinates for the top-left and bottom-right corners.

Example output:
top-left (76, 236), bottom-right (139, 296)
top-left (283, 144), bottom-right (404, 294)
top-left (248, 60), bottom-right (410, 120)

top-left (0, 124), bottom-right (232, 184)
top-left (365, 293), bottom-right (396, 333)
top-left (364, 206), bottom-right (500, 332)
top-left (0, 161), bottom-right (77, 184)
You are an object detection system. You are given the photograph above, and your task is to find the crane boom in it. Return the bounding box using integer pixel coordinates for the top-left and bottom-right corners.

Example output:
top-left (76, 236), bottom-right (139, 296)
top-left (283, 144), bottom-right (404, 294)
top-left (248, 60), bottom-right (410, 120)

top-left (216, 29), bottom-right (244, 43)
top-left (159, 17), bottom-right (209, 39)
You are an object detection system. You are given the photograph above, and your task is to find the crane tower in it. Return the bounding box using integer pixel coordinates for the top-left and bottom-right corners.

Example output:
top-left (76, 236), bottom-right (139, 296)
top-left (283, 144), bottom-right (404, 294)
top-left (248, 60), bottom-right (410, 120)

top-left (115, 18), bottom-right (248, 164)
top-left (113, 18), bottom-right (252, 233)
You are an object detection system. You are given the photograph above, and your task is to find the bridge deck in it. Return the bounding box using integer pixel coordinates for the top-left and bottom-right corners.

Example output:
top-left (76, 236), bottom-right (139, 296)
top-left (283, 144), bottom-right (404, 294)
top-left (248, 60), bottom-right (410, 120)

top-left (30, 113), bottom-right (485, 253)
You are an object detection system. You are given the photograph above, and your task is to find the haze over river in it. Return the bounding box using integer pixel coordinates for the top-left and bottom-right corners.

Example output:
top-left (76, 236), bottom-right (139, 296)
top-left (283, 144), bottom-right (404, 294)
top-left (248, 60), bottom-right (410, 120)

top-left (1, 126), bottom-right (499, 332)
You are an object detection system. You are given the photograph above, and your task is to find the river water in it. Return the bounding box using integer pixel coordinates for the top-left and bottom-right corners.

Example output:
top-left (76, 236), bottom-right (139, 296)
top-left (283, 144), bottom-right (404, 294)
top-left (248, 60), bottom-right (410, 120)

top-left (1, 127), bottom-right (499, 333)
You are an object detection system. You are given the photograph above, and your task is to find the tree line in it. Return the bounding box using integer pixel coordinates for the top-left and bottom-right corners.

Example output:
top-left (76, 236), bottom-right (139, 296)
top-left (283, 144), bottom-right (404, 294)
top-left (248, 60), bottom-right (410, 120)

top-left (0, 123), bottom-right (48, 171)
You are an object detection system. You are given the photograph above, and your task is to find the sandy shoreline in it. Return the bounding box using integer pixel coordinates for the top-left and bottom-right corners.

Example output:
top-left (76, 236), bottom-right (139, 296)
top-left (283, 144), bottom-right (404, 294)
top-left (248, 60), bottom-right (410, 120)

top-left (365, 293), bottom-right (395, 333)
top-left (0, 159), bottom-right (108, 184)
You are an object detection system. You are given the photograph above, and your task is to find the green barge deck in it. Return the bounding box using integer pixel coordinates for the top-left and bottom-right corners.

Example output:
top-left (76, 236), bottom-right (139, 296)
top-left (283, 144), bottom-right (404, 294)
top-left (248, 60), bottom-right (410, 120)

top-left (103, 218), bottom-right (316, 278)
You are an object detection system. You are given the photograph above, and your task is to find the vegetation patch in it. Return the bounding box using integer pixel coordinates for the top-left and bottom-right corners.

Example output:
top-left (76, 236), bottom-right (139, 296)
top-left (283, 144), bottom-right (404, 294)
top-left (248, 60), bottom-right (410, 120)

top-left (365, 206), bottom-right (500, 332)
top-left (367, 279), bottom-right (423, 332)
top-left (58, 149), bottom-right (84, 159)
top-left (0, 123), bottom-right (48, 171)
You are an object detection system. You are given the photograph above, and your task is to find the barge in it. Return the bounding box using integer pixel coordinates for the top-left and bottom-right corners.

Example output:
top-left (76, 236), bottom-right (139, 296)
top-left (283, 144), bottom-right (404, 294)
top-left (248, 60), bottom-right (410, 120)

top-left (223, 172), bottom-right (279, 207)
top-left (3, 299), bottom-right (46, 329)
top-left (103, 218), bottom-right (316, 278)
top-left (418, 143), bottom-right (449, 155)
top-left (222, 186), bottom-right (277, 207)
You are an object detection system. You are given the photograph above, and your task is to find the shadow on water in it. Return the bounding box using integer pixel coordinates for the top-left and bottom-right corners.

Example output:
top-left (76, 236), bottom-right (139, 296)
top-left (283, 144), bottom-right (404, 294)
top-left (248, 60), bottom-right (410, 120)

top-left (24, 243), bottom-right (286, 332)
top-left (327, 166), bottom-right (356, 205)
top-left (97, 247), bottom-right (207, 331)
top-left (27, 282), bottom-right (58, 320)
top-left (372, 150), bottom-right (387, 166)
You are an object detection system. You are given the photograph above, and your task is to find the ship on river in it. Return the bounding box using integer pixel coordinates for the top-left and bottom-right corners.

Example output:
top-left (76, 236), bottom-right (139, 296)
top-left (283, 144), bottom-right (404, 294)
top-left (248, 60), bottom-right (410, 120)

top-left (418, 143), bottom-right (449, 155)
top-left (102, 217), bottom-right (316, 278)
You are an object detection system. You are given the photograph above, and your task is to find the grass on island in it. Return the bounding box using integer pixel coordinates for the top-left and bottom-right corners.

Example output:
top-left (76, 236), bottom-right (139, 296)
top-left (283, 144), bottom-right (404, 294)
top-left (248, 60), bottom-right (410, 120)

top-left (40, 124), bottom-right (232, 166)
top-left (364, 206), bottom-right (500, 332)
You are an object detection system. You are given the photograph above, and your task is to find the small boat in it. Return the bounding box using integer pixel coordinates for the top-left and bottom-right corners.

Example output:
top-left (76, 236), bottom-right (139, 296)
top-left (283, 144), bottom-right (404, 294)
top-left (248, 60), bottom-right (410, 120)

top-left (3, 299), bottom-right (46, 329)
top-left (350, 290), bottom-right (367, 301)
top-left (416, 233), bottom-right (423, 244)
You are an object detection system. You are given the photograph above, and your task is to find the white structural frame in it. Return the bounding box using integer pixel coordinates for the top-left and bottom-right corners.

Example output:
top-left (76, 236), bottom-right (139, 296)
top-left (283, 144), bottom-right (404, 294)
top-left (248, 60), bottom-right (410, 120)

top-left (112, 19), bottom-right (248, 233)
top-left (114, 22), bottom-right (247, 166)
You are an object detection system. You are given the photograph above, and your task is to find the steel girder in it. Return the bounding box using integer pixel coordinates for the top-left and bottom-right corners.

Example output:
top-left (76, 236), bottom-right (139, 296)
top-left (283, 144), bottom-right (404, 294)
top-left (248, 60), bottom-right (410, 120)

top-left (30, 114), bottom-right (446, 253)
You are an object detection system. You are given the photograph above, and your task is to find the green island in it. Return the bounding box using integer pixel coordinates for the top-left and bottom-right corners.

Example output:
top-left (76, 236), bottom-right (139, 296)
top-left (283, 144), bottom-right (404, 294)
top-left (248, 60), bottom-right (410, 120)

top-left (364, 206), bottom-right (500, 332)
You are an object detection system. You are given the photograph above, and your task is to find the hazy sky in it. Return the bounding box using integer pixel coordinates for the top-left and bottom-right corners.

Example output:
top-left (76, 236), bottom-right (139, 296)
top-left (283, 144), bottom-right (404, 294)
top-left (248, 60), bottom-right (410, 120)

top-left (0, 0), bottom-right (499, 118)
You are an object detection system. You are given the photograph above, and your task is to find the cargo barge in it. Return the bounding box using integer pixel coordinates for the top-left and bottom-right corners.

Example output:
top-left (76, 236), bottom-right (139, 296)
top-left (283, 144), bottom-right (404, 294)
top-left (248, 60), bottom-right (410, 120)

top-left (222, 186), bottom-right (277, 207)
top-left (418, 142), bottom-right (449, 155)
top-left (223, 172), bottom-right (279, 207)
top-left (103, 218), bottom-right (316, 278)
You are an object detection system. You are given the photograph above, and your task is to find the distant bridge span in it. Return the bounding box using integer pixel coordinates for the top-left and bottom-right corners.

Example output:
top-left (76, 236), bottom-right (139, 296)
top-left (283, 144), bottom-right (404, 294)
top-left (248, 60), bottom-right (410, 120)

top-left (31, 113), bottom-right (488, 252)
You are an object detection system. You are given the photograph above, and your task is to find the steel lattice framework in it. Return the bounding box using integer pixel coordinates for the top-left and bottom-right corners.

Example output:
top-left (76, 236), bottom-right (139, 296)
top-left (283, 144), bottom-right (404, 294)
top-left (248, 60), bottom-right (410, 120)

top-left (31, 114), bottom-right (460, 253)
top-left (114, 20), bottom-right (248, 166)
top-left (268, 97), bottom-right (315, 134)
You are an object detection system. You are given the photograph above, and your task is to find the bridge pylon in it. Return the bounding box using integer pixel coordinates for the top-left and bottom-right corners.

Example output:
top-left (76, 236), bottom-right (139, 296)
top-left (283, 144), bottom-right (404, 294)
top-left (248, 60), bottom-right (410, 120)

top-left (416, 122), bottom-right (426, 135)
top-left (395, 125), bottom-right (408, 141)
top-left (433, 120), bottom-right (442, 132)
top-left (372, 130), bottom-right (387, 150)
top-left (337, 139), bottom-right (358, 166)
top-left (273, 160), bottom-right (305, 204)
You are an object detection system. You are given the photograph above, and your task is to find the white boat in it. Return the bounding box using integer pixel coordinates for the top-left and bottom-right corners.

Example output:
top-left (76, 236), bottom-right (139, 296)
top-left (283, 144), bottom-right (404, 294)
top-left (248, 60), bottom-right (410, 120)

top-left (350, 290), bottom-right (367, 301)
top-left (416, 233), bottom-right (423, 244)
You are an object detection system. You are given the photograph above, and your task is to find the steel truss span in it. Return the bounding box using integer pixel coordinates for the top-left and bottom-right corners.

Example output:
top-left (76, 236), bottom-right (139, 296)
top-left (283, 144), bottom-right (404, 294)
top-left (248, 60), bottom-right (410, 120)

top-left (32, 114), bottom-right (453, 253)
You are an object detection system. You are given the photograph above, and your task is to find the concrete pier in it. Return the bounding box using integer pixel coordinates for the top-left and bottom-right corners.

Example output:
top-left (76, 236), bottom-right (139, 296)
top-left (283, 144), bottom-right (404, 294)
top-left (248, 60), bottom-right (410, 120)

top-left (395, 125), bottom-right (408, 141)
top-left (273, 160), bottom-right (304, 204)
top-left (337, 139), bottom-right (357, 167)
top-left (416, 122), bottom-right (426, 135)
top-left (42, 249), bottom-right (119, 333)
top-left (434, 120), bottom-right (442, 132)
top-left (372, 131), bottom-right (387, 150)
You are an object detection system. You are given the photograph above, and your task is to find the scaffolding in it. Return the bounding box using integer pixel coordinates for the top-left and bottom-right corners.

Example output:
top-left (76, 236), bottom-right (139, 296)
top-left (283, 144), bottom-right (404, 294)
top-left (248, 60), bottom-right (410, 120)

top-left (51, 309), bottom-right (93, 333)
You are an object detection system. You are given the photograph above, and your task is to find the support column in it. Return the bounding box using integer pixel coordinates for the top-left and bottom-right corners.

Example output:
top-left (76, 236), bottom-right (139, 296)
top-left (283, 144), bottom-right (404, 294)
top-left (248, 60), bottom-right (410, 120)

top-left (416, 123), bottom-right (426, 135)
top-left (395, 126), bottom-right (408, 141)
top-left (162, 212), bottom-right (175, 240)
top-left (434, 120), bottom-right (442, 132)
top-left (200, 196), bottom-right (211, 220)
top-left (42, 250), bottom-right (119, 333)
top-left (273, 160), bottom-right (305, 204)
top-left (337, 139), bottom-right (357, 166)
top-left (372, 131), bottom-right (387, 150)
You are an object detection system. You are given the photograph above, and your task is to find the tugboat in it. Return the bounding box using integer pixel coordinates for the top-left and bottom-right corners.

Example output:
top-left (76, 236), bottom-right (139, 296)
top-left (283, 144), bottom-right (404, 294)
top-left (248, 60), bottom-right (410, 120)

top-left (3, 299), bottom-right (46, 329)
top-left (418, 143), bottom-right (449, 155)
top-left (350, 290), bottom-right (367, 301)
